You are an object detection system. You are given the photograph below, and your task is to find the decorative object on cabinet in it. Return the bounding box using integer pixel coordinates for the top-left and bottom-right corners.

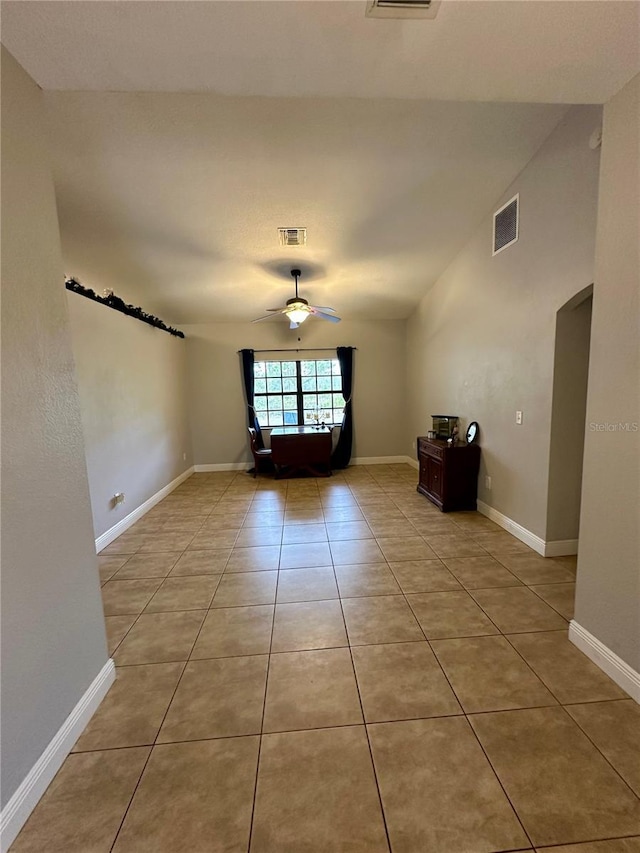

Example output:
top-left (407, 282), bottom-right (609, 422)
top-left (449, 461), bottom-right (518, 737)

top-left (466, 421), bottom-right (479, 444)
top-left (431, 415), bottom-right (458, 440)
top-left (417, 436), bottom-right (481, 512)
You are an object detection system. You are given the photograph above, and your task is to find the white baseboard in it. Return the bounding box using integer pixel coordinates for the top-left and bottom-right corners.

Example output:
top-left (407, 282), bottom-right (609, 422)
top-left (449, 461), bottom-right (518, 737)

top-left (95, 467), bottom-right (195, 552)
top-left (194, 462), bottom-right (252, 472)
top-left (544, 539), bottom-right (579, 557)
top-left (0, 659), bottom-right (116, 853)
top-left (406, 457), bottom-right (419, 470)
top-left (351, 455), bottom-right (414, 466)
top-left (569, 620), bottom-right (640, 703)
top-left (477, 500), bottom-right (546, 556)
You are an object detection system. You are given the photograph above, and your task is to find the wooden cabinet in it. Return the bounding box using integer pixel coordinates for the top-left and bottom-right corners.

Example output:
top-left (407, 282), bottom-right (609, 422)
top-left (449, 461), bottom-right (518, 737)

top-left (417, 437), bottom-right (480, 512)
top-left (270, 426), bottom-right (332, 478)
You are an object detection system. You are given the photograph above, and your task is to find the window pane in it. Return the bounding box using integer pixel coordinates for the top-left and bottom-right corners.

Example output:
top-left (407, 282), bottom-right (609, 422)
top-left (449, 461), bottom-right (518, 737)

top-left (254, 362), bottom-right (266, 378)
top-left (316, 376), bottom-right (331, 392)
top-left (255, 378), bottom-right (267, 394)
top-left (331, 375), bottom-right (342, 391)
top-left (318, 408), bottom-right (332, 423)
top-left (283, 411), bottom-right (298, 425)
top-left (318, 393), bottom-right (332, 409)
top-left (282, 394), bottom-right (297, 410)
top-left (317, 360), bottom-right (332, 375)
top-left (266, 362), bottom-right (282, 377)
top-left (331, 360), bottom-right (341, 375)
top-left (268, 411), bottom-right (284, 426)
top-left (332, 409), bottom-right (344, 424)
top-left (282, 377), bottom-right (297, 393)
top-left (254, 396), bottom-right (267, 411)
top-left (301, 360), bottom-right (316, 376)
top-left (267, 378), bottom-right (283, 393)
top-left (332, 393), bottom-right (345, 408)
top-left (281, 361), bottom-right (296, 376)
top-left (301, 376), bottom-right (316, 392)
top-left (267, 395), bottom-right (283, 410)
top-left (303, 394), bottom-right (318, 409)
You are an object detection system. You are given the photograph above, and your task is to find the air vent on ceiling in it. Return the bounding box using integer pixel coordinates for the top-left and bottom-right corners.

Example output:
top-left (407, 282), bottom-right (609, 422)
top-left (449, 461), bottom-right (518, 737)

top-left (278, 227), bottom-right (307, 247)
top-left (365, 0), bottom-right (441, 19)
top-left (492, 194), bottom-right (519, 256)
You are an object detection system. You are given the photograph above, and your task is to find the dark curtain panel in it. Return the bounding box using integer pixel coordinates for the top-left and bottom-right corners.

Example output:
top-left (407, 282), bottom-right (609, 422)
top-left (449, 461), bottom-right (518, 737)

top-left (331, 346), bottom-right (354, 469)
top-left (240, 348), bottom-right (265, 449)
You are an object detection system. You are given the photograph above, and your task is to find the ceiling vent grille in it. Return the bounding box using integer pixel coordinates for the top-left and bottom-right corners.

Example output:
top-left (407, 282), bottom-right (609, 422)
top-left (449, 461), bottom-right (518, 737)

top-left (366, 0), bottom-right (441, 19)
top-left (493, 194), bottom-right (519, 256)
top-left (278, 227), bottom-right (307, 247)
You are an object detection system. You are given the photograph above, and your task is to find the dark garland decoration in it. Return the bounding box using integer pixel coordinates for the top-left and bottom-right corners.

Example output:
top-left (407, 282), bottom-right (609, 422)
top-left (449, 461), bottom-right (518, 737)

top-left (65, 277), bottom-right (185, 338)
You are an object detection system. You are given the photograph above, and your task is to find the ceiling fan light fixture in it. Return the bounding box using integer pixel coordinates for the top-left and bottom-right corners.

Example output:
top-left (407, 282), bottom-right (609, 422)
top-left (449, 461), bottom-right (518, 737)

top-left (285, 305), bottom-right (310, 325)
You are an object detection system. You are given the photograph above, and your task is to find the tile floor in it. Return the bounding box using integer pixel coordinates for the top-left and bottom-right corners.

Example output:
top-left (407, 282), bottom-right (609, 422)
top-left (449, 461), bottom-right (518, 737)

top-left (11, 465), bottom-right (640, 853)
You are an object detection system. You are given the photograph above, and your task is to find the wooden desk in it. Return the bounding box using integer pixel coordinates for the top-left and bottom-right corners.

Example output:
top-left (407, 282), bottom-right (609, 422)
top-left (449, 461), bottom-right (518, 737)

top-left (270, 426), bottom-right (332, 478)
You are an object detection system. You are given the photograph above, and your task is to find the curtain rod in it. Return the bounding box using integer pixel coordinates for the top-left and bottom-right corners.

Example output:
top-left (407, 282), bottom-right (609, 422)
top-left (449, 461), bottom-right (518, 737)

top-left (238, 347), bottom-right (357, 354)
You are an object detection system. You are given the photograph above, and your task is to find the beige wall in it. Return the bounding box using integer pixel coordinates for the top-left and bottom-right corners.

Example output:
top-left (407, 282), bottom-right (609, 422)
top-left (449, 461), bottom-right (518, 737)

top-left (546, 290), bottom-right (593, 541)
top-left (575, 74), bottom-right (640, 671)
top-left (0, 48), bottom-right (108, 807)
top-left (68, 294), bottom-right (193, 539)
top-left (184, 319), bottom-right (407, 466)
top-left (406, 105), bottom-right (602, 540)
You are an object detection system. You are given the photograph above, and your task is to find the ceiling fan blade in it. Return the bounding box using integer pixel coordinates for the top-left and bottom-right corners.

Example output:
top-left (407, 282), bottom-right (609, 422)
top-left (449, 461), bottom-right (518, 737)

top-left (252, 311), bottom-right (286, 323)
top-left (289, 319), bottom-right (300, 330)
top-left (311, 306), bottom-right (337, 313)
top-left (310, 308), bottom-right (341, 323)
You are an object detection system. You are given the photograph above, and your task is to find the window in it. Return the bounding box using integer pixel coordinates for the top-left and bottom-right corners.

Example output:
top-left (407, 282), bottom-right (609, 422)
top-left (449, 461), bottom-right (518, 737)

top-left (253, 359), bottom-right (345, 427)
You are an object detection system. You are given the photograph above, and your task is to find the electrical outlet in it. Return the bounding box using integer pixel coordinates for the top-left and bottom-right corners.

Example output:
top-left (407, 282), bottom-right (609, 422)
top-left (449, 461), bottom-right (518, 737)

top-left (516, 411), bottom-right (523, 425)
top-left (112, 492), bottom-right (125, 508)
top-left (485, 476), bottom-right (492, 490)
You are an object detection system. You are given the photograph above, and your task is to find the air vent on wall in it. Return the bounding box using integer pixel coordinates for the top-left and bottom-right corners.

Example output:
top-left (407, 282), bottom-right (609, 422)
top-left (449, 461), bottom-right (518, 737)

top-left (278, 227), bottom-right (307, 247)
top-left (366, 0), bottom-right (441, 19)
top-left (493, 194), bottom-right (519, 256)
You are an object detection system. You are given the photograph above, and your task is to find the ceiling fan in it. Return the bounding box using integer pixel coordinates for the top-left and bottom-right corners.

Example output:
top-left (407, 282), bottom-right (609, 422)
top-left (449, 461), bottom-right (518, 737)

top-left (252, 268), bottom-right (341, 329)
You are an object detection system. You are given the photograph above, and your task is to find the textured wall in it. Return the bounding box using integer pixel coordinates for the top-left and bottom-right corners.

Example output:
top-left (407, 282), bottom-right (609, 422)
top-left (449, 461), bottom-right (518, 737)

top-left (68, 294), bottom-right (193, 539)
top-left (0, 47), bottom-right (108, 807)
top-left (406, 105), bottom-right (602, 540)
top-left (184, 319), bottom-right (408, 465)
top-left (576, 74), bottom-right (640, 671)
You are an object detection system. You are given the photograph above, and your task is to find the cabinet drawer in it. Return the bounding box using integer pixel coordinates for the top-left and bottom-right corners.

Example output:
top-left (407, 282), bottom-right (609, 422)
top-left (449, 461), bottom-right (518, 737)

top-left (418, 438), bottom-right (443, 460)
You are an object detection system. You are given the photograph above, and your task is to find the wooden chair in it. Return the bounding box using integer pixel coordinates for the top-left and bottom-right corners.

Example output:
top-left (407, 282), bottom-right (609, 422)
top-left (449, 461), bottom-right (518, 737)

top-left (248, 427), bottom-right (273, 478)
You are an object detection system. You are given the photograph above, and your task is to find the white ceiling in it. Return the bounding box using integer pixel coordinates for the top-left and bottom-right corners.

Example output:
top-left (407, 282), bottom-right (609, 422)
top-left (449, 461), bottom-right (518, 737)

top-left (2, 1), bottom-right (637, 324)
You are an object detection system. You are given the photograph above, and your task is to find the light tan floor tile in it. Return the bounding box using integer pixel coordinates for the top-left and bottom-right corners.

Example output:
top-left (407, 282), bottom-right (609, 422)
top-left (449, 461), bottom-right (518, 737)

top-left (368, 716), bottom-right (529, 853)
top-left (188, 528), bottom-right (239, 549)
top-left (74, 663), bottom-right (184, 751)
top-left (251, 726), bottom-right (387, 852)
top-left (565, 700), bottom-right (640, 796)
top-left (494, 552), bottom-right (577, 584)
top-left (158, 655), bottom-right (268, 741)
top-left (11, 747), bottom-right (149, 853)
top-left (334, 563), bottom-right (401, 597)
top-left (470, 586), bottom-right (568, 633)
top-left (145, 575), bottom-right (220, 612)
top-left (470, 706), bottom-right (640, 847)
top-left (225, 545), bottom-right (281, 572)
top-left (161, 516), bottom-right (207, 532)
top-left (443, 555), bottom-right (522, 589)
top-left (537, 840), bottom-right (640, 853)
top-left (342, 595), bottom-right (423, 645)
top-left (99, 555), bottom-right (128, 584)
top-left (100, 533), bottom-right (147, 555)
top-left (276, 567), bottom-right (338, 603)
top-left (408, 516), bottom-right (460, 536)
top-left (271, 599), bottom-right (347, 651)
top-left (242, 510), bottom-right (284, 527)
top-left (329, 538), bottom-right (386, 565)
top-left (112, 552), bottom-right (181, 580)
top-left (113, 737), bottom-right (258, 853)
top-left (234, 526), bottom-right (283, 547)
top-left (282, 523), bottom-right (328, 544)
top-left (376, 535), bottom-right (438, 562)
top-left (325, 520), bottom-right (373, 540)
top-left (471, 531), bottom-right (533, 554)
top-left (283, 509), bottom-right (325, 524)
top-left (407, 591), bottom-right (499, 639)
top-left (530, 582), bottom-right (576, 619)
top-left (138, 532), bottom-right (195, 552)
top-left (201, 512), bottom-right (247, 530)
top-left (352, 641), bottom-right (461, 722)
top-left (388, 559), bottom-right (462, 593)
top-left (113, 610), bottom-right (206, 665)
top-left (321, 505), bottom-right (366, 523)
top-left (431, 635), bottom-right (556, 713)
top-left (105, 614), bottom-right (138, 655)
top-left (508, 631), bottom-right (629, 704)
top-left (365, 518), bottom-right (419, 538)
top-left (191, 605), bottom-right (274, 659)
top-left (263, 648), bottom-right (362, 732)
top-left (101, 579), bottom-right (163, 616)
top-left (279, 541), bottom-right (332, 568)
top-left (211, 570), bottom-right (278, 607)
top-left (423, 533), bottom-right (488, 558)
top-left (169, 548), bottom-right (231, 575)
